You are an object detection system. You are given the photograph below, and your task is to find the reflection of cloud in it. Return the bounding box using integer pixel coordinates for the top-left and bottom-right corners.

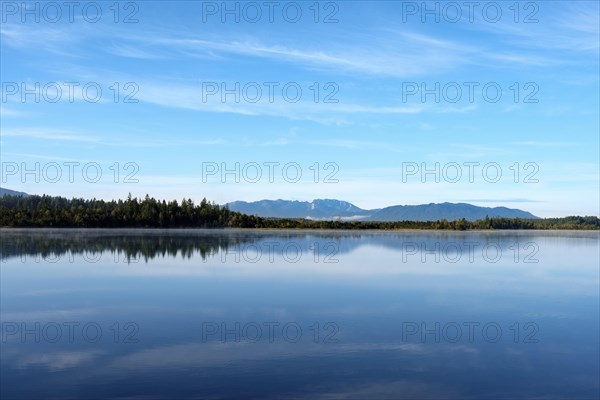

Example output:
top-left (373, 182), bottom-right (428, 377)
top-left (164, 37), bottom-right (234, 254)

top-left (1, 340), bottom-right (482, 398)
top-left (0, 308), bottom-right (100, 322)
top-left (298, 380), bottom-right (458, 400)
top-left (108, 342), bottom-right (321, 370)
top-left (106, 341), bottom-right (478, 373)
top-left (16, 350), bottom-right (103, 371)
top-left (0, 304), bottom-right (181, 322)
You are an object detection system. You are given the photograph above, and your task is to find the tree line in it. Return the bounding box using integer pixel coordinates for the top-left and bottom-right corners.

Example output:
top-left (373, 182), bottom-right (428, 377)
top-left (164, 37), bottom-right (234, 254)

top-left (1, 194), bottom-right (598, 230)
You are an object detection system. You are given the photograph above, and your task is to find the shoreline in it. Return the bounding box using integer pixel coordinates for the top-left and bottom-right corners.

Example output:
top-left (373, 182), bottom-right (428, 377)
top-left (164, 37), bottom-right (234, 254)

top-left (2, 227), bottom-right (599, 233)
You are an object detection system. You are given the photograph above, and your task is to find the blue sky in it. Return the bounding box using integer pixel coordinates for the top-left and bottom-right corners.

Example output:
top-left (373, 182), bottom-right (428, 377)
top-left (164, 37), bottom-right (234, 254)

top-left (1, 1), bottom-right (598, 217)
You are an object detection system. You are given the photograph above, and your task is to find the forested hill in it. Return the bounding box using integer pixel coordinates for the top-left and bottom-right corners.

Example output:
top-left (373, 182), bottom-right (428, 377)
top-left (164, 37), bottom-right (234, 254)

top-left (0, 194), bottom-right (598, 230)
top-left (0, 188), bottom-right (28, 197)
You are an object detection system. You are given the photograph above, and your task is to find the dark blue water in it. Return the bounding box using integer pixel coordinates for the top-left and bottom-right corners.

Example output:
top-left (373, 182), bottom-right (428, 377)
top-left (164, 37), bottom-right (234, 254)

top-left (1, 229), bottom-right (598, 399)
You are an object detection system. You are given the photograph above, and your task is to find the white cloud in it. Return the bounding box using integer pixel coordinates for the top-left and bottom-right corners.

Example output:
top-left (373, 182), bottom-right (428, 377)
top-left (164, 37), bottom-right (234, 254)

top-left (1, 128), bottom-right (99, 142)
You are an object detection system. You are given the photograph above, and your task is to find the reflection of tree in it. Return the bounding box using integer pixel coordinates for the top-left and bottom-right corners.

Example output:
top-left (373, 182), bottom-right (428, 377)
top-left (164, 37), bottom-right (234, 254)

top-left (0, 230), bottom-right (361, 262)
top-left (0, 231), bottom-right (249, 262)
top-left (3, 230), bottom-right (594, 263)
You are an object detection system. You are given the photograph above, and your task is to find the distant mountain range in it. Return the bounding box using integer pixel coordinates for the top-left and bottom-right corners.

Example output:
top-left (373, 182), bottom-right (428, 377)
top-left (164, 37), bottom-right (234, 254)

top-left (0, 188), bottom-right (538, 221)
top-left (0, 188), bottom-right (28, 197)
top-left (367, 203), bottom-right (538, 221)
top-left (227, 199), bottom-right (372, 220)
top-left (226, 199), bottom-right (538, 221)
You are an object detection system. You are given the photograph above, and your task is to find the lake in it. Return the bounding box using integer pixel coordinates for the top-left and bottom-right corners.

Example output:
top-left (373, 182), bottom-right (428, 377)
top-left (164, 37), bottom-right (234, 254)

top-left (1, 229), bottom-right (598, 399)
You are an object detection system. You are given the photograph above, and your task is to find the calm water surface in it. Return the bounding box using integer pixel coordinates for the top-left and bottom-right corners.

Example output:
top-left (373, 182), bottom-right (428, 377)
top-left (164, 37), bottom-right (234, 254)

top-left (1, 229), bottom-right (598, 399)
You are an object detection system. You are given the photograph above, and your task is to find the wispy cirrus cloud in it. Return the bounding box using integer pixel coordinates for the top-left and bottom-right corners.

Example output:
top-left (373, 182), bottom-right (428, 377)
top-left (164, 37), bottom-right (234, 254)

top-left (1, 128), bottom-right (99, 142)
top-left (132, 79), bottom-right (426, 123)
top-left (1, 128), bottom-right (228, 148)
top-left (3, 22), bottom-right (474, 77)
top-left (0, 25), bottom-right (81, 57)
top-left (509, 141), bottom-right (580, 147)
top-left (0, 106), bottom-right (28, 118)
top-left (121, 29), bottom-right (477, 78)
top-left (461, 198), bottom-right (543, 203)
top-left (469, 1), bottom-right (599, 55)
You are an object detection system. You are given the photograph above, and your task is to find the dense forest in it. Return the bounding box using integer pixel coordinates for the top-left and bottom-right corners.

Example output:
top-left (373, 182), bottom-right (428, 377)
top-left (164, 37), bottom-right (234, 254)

top-left (0, 194), bottom-right (598, 230)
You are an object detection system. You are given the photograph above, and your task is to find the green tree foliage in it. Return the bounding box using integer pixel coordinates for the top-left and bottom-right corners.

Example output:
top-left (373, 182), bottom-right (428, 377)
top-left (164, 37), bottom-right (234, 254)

top-left (1, 194), bottom-right (598, 230)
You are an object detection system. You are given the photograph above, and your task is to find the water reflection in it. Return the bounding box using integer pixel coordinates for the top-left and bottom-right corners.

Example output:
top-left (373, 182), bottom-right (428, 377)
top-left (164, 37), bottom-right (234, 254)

top-left (2, 228), bottom-right (596, 262)
top-left (1, 229), bottom-right (598, 399)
